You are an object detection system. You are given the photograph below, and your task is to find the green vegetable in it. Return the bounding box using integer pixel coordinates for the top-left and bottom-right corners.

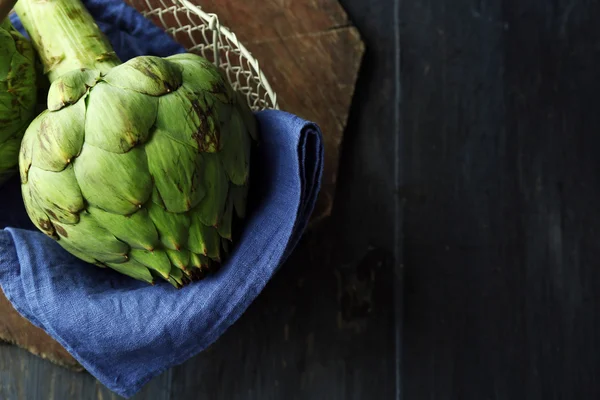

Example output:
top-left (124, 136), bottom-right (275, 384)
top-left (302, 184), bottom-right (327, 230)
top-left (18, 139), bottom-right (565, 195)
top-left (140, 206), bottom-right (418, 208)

top-left (15, 0), bottom-right (257, 287)
top-left (0, 17), bottom-right (37, 185)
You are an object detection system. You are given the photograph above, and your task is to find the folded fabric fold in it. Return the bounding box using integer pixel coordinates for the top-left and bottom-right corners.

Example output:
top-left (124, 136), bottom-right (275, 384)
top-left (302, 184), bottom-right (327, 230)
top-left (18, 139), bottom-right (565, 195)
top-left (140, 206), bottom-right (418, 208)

top-left (1, 1), bottom-right (323, 397)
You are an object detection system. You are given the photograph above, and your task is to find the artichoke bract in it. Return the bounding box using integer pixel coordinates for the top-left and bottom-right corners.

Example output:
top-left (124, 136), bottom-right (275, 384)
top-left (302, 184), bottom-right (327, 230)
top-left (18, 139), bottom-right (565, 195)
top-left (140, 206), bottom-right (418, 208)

top-left (15, 0), bottom-right (258, 287)
top-left (0, 18), bottom-right (37, 185)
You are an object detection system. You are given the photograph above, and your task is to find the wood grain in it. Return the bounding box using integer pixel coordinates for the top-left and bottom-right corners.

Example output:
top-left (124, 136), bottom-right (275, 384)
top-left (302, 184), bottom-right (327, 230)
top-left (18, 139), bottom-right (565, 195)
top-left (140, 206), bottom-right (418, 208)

top-left (0, 288), bottom-right (81, 371)
top-left (401, 0), bottom-right (600, 399)
top-left (249, 27), bottom-right (364, 223)
top-left (168, 229), bottom-right (396, 400)
top-left (178, 0), bottom-right (350, 40)
top-left (0, 342), bottom-right (173, 400)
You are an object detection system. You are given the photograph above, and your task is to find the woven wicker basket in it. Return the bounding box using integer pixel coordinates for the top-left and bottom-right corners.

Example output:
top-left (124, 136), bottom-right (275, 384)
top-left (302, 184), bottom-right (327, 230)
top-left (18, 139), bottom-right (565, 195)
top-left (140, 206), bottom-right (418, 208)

top-left (126, 0), bottom-right (278, 112)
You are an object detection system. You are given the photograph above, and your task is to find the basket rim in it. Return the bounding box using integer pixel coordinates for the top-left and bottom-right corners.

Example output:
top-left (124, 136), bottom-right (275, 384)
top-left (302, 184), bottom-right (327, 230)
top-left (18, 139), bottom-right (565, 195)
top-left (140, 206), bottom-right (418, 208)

top-left (177, 0), bottom-right (279, 110)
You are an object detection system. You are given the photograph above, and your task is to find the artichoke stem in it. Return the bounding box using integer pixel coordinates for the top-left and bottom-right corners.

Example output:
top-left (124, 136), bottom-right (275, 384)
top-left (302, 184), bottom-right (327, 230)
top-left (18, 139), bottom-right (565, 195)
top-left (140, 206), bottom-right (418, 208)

top-left (14, 0), bottom-right (121, 82)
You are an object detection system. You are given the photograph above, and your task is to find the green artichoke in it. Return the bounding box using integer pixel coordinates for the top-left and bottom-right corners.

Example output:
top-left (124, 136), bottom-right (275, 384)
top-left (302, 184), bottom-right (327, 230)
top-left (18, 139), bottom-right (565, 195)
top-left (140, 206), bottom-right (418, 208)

top-left (0, 17), bottom-right (37, 185)
top-left (16, 0), bottom-right (257, 287)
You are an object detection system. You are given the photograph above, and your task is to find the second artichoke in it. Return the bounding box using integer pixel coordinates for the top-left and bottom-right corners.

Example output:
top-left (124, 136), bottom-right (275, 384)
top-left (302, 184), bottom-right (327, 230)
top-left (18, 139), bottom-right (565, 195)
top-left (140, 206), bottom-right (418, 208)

top-left (0, 18), bottom-right (37, 185)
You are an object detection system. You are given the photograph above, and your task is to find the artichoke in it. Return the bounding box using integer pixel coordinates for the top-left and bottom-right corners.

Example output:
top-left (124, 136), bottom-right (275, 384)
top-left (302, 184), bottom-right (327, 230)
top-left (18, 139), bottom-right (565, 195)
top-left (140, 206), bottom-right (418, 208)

top-left (0, 17), bottom-right (37, 185)
top-left (15, 0), bottom-right (257, 287)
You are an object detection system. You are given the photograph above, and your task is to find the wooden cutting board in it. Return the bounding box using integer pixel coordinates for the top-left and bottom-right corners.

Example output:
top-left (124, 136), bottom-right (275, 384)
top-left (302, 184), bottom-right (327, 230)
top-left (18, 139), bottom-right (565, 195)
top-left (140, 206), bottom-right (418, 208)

top-left (0, 0), bottom-right (364, 370)
top-left (128, 0), bottom-right (364, 224)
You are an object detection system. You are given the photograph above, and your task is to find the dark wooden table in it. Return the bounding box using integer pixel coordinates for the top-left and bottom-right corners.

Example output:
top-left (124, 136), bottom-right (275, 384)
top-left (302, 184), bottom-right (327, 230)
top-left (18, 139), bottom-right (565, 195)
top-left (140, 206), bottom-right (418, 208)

top-left (6, 0), bottom-right (600, 399)
top-left (401, 0), bottom-right (600, 399)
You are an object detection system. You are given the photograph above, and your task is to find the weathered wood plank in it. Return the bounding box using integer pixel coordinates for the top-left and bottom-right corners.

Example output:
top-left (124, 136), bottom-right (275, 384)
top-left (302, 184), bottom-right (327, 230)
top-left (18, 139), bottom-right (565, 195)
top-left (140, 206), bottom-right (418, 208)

top-left (0, 288), bottom-right (81, 371)
top-left (169, 230), bottom-right (396, 400)
top-left (401, 0), bottom-right (600, 399)
top-left (0, 342), bottom-right (173, 400)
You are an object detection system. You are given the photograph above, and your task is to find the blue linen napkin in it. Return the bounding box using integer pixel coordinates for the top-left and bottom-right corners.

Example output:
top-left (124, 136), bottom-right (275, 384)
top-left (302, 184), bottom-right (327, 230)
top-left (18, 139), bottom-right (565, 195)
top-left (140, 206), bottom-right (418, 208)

top-left (1, 1), bottom-right (324, 398)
